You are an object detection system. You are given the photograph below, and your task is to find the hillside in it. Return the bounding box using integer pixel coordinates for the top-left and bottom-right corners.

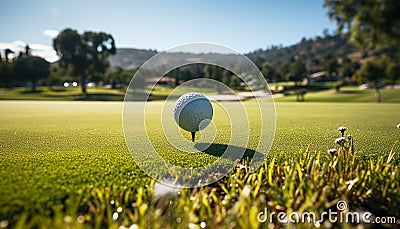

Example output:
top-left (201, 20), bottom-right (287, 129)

top-left (247, 35), bottom-right (361, 66)
top-left (109, 49), bottom-right (245, 71)
top-left (108, 48), bottom-right (158, 70)
top-left (110, 35), bottom-right (400, 71)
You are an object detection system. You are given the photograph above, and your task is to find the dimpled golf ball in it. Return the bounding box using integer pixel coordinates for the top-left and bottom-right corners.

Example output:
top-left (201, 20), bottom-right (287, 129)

top-left (173, 92), bottom-right (213, 132)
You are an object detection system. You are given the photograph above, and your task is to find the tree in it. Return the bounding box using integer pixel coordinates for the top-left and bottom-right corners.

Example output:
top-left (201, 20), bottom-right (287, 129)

top-left (288, 61), bottom-right (308, 101)
top-left (254, 56), bottom-right (265, 71)
top-left (276, 61), bottom-right (292, 81)
top-left (53, 28), bottom-right (116, 95)
top-left (203, 65), bottom-right (213, 79)
top-left (324, 0), bottom-right (399, 102)
top-left (229, 75), bottom-right (241, 89)
top-left (83, 31), bottom-right (116, 86)
top-left (211, 65), bottom-right (220, 81)
top-left (179, 68), bottom-right (193, 82)
top-left (24, 45), bottom-right (31, 57)
top-left (48, 65), bottom-right (67, 88)
top-left (14, 56), bottom-right (49, 92)
top-left (4, 49), bottom-right (14, 62)
top-left (221, 69), bottom-right (231, 85)
top-left (342, 58), bottom-right (360, 78)
top-left (107, 67), bottom-right (133, 88)
top-left (203, 64), bottom-right (225, 92)
top-left (323, 59), bottom-right (339, 77)
top-left (386, 62), bottom-right (400, 88)
top-left (358, 61), bottom-right (384, 102)
top-left (289, 61), bottom-right (307, 86)
top-left (324, 0), bottom-right (400, 48)
top-left (261, 63), bottom-right (278, 82)
top-left (53, 29), bottom-right (87, 93)
top-left (0, 62), bottom-right (14, 87)
top-left (174, 68), bottom-right (181, 86)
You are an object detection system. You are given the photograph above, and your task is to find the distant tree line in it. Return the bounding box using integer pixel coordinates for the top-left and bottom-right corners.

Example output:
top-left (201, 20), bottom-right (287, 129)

top-left (0, 45), bottom-right (49, 92)
top-left (1, 14), bottom-right (400, 100)
top-left (168, 64), bottom-right (243, 90)
top-left (251, 49), bottom-right (399, 88)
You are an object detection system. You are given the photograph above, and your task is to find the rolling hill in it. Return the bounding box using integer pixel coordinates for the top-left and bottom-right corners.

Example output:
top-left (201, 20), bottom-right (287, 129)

top-left (109, 35), bottom-right (400, 71)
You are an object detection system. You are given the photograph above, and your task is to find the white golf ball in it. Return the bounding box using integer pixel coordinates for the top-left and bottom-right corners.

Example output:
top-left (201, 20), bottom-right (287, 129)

top-left (173, 92), bottom-right (213, 132)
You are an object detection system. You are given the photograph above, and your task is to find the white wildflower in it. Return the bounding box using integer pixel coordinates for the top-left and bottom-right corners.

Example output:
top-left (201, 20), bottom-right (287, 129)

top-left (338, 126), bottom-right (347, 136)
top-left (335, 137), bottom-right (348, 145)
top-left (112, 212), bottom-right (118, 220)
top-left (328, 148), bottom-right (337, 156)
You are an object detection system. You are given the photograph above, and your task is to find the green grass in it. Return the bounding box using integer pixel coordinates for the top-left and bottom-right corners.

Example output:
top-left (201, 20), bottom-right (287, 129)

top-left (0, 85), bottom-right (248, 101)
top-left (276, 86), bottom-right (400, 103)
top-left (3, 85), bottom-right (400, 103)
top-left (0, 87), bottom-right (125, 101)
top-left (0, 101), bottom-right (399, 228)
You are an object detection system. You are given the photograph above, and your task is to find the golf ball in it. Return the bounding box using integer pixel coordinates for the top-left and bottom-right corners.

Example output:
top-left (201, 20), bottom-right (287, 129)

top-left (173, 92), bottom-right (213, 132)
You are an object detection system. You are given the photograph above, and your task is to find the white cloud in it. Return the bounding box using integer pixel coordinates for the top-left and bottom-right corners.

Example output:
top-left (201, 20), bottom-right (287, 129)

top-left (29, 43), bottom-right (59, 63)
top-left (0, 40), bottom-right (26, 50)
top-left (0, 40), bottom-right (59, 63)
top-left (43, 29), bottom-right (59, 38)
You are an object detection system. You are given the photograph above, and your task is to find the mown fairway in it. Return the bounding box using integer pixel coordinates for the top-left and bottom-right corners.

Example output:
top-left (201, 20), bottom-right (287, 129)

top-left (0, 101), bottom-right (399, 227)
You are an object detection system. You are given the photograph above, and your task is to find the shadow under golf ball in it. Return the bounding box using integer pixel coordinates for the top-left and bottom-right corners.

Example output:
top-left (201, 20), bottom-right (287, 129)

top-left (194, 142), bottom-right (264, 162)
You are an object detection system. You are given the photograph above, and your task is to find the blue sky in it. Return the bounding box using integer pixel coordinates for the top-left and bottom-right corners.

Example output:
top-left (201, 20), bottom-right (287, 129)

top-left (1, 0), bottom-right (335, 54)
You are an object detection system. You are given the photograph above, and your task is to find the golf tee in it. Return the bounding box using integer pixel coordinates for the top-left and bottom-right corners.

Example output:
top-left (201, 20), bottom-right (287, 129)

top-left (191, 132), bottom-right (196, 142)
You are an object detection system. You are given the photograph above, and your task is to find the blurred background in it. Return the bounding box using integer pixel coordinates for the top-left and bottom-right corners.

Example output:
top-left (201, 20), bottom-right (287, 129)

top-left (0, 0), bottom-right (399, 102)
